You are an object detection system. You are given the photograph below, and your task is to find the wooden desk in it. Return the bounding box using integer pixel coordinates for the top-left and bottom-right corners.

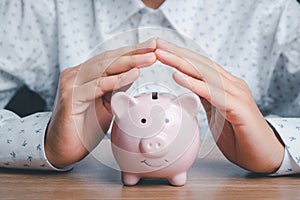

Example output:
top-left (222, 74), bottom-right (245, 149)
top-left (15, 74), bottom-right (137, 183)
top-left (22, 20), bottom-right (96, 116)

top-left (0, 139), bottom-right (299, 200)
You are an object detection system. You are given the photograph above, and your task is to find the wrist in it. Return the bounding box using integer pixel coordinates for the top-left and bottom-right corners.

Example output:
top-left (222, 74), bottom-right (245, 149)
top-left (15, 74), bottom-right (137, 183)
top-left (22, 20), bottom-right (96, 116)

top-left (266, 121), bottom-right (285, 173)
top-left (44, 122), bottom-right (68, 169)
top-left (233, 119), bottom-right (285, 173)
top-left (44, 139), bottom-right (65, 169)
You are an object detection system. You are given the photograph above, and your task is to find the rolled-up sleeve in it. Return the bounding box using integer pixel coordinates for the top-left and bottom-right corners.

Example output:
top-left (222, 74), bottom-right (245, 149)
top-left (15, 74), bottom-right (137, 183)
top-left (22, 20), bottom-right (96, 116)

top-left (0, 110), bottom-right (72, 171)
top-left (267, 118), bottom-right (300, 175)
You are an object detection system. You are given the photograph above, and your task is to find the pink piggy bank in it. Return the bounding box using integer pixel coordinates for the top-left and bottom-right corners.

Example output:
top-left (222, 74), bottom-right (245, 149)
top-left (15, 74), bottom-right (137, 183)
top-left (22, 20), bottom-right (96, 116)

top-left (110, 92), bottom-right (201, 186)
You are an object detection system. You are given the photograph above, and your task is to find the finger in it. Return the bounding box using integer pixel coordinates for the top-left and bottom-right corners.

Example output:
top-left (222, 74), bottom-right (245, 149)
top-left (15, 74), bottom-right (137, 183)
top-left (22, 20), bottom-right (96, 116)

top-left (173, 71), bottom-right (229, 112)
top-left (156, 38), bottom-right (236, 81)
top-left (75, 38), bottom-right (156, 85)
top-left (156, 48), bottom-right (203, 79)
top-left (74, 68), bottom-right (140, 102)
top-left (158, 48), bottom-right (251, 102)
top-left (156, 49), bottom-right (224, 88)
top-left (173, 71), bottom-right (258, 123)
top-left (104, 52), bottom-right (156, 76)
top-left (97, 38), bottom-right (157, 60)
top-left (158, 48), bottom-right (242, 103)
top-left (157, 38), bottom-right (207, 63)
top-left (85, 38), bottom-right (156, 67)
top-left (76, 52), bottom-right (156, 85)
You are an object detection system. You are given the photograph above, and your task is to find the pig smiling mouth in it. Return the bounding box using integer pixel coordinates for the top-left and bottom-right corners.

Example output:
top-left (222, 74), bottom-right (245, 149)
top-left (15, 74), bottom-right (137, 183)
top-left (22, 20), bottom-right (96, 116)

top-left (141, 159), bottom-right (169, 168)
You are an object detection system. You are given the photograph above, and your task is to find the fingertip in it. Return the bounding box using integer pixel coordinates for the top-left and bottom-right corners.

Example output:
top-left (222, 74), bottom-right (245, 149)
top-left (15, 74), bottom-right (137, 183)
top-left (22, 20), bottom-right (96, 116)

top-left (137, 52), bottom-right (157, 68)
top-left (155, 49), bottom-right (173, 65)
top-left (144, 52), bottom-right (157, 62)
top-left (155, 49), bottom-right (170, 56)
top-left (127, 68), bottom-right (140, 79)
top-left (155, 49), bottom-right (171, 61)
top-left (173, 71), bottom-right (190, 88)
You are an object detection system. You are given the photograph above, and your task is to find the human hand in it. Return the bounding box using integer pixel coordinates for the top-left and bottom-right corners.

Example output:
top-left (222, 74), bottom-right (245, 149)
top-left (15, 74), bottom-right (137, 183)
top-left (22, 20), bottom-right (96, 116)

top-left (45, 39), bottom-right (157, 168)
top-left (155, 38), bottom-right (284, 173)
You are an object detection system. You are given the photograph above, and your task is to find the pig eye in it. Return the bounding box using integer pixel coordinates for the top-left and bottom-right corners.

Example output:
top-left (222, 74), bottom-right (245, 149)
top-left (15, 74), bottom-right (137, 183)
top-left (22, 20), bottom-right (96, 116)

top-left (164, 118), bottom-right (170, 123)
top-left (141, 118), bottom-right (147, 124)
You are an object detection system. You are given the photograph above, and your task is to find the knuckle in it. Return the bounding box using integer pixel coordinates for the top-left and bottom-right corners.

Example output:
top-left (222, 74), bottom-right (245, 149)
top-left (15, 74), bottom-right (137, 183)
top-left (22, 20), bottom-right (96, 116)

top-left (189, 77), bottom-right (197, 92)
top-left (60, 67), bottom-right (72, 77)
top-left (233, 79), bottom-right (250, 96)
top-left (97, 78), bottom-right (104, 90)
top-left (117, 74), bottom-right (123, 80)
top-left (100, 50), bottom-right (111, 59)
top-left (121, 55), bottom-right (138, 68)
top-left (122, 45), bottom-right (135, 56)
top-left (60, 90), bottom-right (71, 102)
top-left (127, 56), bottom-right (138, 67)
top-left (97, 78), bottom-right (110, 94)
top-left (238, 79), bottom-right (250, 90)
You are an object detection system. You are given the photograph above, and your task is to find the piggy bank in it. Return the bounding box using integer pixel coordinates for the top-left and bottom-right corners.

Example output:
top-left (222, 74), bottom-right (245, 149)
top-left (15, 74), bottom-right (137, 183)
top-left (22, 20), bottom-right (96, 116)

top-left (110, 92), bottom-right (201, 186)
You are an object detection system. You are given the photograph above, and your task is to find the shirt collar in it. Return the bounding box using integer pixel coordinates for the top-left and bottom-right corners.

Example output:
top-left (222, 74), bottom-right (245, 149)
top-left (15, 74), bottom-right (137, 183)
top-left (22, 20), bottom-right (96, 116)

top-left (159, 0), bottom-right (200, 36)
top-left (104, 0), bottom-right (145, 33)
top-left (104, 0), bottom-right (199, 36)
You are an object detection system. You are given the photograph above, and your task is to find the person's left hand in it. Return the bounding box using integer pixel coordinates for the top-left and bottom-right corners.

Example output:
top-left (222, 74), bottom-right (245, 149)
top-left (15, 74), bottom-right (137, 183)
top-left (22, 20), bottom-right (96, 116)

top-left (155, 38), bottom-right (284, 173)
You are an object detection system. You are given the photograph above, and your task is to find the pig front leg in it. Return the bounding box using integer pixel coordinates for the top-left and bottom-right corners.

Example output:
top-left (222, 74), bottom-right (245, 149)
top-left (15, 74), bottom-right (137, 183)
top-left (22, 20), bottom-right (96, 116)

top-left (167, 172), bottom-right (187, 186)
top-left (122, 172), bottom-right (140, 186)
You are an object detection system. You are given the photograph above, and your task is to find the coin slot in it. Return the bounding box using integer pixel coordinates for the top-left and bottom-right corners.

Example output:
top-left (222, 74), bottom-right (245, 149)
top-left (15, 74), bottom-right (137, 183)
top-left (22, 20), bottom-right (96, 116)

top-left (152, 92), bottom-right (158, 100)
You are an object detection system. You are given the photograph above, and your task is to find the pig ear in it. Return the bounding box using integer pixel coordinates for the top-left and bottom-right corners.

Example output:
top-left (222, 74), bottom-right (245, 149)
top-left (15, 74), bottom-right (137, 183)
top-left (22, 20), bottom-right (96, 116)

top-left (111, 92), bottom-right (137, 119)
top-left (175, 93), bottom-right (201, 117)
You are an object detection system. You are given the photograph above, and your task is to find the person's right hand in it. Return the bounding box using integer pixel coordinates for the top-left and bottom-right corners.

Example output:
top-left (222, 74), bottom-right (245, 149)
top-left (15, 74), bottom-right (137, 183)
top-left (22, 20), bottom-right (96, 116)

top-left (44, 39), bottom-right (157, 168)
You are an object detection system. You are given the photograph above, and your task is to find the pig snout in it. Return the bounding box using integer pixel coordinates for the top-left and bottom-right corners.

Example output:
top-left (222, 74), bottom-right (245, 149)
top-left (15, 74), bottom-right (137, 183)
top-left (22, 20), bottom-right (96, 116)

top-left (139, 132), bottom-right (169, 158)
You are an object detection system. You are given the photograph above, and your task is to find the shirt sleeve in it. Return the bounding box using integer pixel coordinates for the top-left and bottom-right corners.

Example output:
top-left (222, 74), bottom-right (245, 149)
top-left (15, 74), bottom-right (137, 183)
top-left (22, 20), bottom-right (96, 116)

top-left (267, 118), bottom-right (300, 175)
top-left (0, 110), bottom-right (72, 171)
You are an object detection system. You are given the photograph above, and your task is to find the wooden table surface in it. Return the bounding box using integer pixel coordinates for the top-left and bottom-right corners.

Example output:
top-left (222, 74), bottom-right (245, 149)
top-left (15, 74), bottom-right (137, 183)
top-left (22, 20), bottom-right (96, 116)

top-left (1, 139), bottom-right (300, 200)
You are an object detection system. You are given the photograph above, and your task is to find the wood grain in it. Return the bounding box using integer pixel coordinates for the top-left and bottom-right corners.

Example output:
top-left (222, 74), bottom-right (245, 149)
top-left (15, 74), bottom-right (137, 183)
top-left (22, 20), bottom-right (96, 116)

top-left (1, 139), bottom-right (299, 200)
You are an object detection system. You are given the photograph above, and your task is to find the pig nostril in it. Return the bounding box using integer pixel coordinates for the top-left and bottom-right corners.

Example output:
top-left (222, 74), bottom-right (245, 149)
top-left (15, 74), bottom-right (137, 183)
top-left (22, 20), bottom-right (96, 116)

top-left (155, 143), bottom-right (161, 149)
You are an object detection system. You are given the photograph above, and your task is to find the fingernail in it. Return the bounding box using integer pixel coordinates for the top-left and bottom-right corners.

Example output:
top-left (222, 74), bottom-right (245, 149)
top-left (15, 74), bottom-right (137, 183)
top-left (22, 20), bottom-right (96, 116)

top-left (143, 52), bottom-right (156, 58)
top-left (156, 49), bottom-right (170, 56)
top-left (174, 71), bottom-right (185, 80)
top-left (142, 52), bottom-right (156, 64)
